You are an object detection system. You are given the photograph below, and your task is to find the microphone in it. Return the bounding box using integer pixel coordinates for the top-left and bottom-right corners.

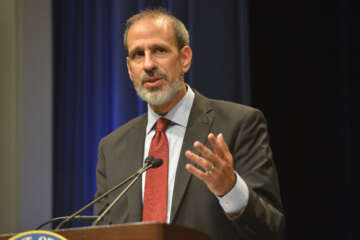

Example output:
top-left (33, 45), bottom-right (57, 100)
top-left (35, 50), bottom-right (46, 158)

top-left (35, 215), bottom-right (98, 230)
top-left (91, 156), bottom-right (163, 226)
top-left (147, 157), bottom-right (163, 168)
top-left (55, 156), bottom-right (161, 230)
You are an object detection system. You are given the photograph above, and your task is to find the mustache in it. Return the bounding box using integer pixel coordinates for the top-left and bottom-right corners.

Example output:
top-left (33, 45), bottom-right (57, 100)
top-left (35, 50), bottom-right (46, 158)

top-left (141, 70), bottom-right (168, 83)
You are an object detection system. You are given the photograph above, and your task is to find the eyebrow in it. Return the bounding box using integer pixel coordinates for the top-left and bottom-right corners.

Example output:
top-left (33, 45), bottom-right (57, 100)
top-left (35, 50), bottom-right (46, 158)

top-left (128, 46), bottom-right (143, 56)
top-left (129, 43), bottom-right (169, 55)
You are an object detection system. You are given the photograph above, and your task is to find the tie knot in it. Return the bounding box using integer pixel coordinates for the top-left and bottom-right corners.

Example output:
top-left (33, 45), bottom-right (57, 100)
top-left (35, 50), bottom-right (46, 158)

top-left (156, 118), bottom-right (171, 132)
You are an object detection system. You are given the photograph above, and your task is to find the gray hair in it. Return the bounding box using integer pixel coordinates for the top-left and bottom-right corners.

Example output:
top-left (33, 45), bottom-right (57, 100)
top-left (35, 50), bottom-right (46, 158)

top-left (123, 8), bottom-right (190, 54)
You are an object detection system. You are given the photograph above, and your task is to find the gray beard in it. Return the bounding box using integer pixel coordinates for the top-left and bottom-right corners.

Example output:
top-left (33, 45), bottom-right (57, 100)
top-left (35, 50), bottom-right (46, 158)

top-left (134, 75), bottom-right (184, 106)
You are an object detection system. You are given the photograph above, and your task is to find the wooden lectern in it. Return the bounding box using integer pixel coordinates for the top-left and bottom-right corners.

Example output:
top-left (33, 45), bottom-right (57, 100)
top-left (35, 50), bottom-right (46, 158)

top-left (0, 222), bottom-right (213, 240)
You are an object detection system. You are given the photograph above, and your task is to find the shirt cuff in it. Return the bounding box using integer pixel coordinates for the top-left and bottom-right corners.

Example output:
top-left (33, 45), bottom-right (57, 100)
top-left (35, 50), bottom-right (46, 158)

top-left (217, 171), bottom-right (249, 215)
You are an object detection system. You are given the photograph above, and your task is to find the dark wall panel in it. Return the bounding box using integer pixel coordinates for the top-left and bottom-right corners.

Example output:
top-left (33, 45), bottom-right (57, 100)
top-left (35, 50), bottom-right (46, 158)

top-left (248, 1), bottom-right (353, 239)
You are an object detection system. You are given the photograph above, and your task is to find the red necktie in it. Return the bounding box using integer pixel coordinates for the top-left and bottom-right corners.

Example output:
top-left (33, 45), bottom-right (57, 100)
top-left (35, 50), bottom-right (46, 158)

top-left (142, 118), bottom-right (171, 222)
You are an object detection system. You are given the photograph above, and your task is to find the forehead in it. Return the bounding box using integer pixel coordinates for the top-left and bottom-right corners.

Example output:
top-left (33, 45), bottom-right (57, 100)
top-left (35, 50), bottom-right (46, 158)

top-left (127, 16), bottom-right (177, 49)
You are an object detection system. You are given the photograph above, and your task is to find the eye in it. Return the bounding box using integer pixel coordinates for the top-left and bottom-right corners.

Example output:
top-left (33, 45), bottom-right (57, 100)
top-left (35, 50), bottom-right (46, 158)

top-left (130, 50), bottom-right (144, 59)
top-left (154, 47), bottom-right (167, 54)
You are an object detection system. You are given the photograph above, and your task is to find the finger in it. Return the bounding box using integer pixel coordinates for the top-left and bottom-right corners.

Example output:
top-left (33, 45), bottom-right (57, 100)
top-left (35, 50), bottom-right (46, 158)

top-left (217, 133), bottom-right (232, 162)
top-left (185, 150), bottom-right (214, 172)
top-left (208, 133), bottom-right (226, 159)
top-left (185, 163), bottom-right (210, 182)
top-left (193, 141), bottom-right (218, 164)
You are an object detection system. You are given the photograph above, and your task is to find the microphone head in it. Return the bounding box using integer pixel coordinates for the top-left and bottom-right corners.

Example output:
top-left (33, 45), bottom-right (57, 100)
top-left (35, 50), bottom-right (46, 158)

top-left (145, 156), bottom-right (163, 168)
top-left (151, 158), bottom-right (163, 168)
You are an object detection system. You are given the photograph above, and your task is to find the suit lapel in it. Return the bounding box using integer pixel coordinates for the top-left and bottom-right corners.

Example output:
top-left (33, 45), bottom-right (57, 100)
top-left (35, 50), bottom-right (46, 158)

top-left (170, 91), bottom-right (214, 223)
top-left (125, 115), bottom-right (147, 222)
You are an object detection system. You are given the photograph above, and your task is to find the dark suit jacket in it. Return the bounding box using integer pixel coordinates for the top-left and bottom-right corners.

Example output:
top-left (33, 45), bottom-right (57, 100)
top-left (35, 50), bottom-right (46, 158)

top-left (94, 90), bottom-right (285, 240)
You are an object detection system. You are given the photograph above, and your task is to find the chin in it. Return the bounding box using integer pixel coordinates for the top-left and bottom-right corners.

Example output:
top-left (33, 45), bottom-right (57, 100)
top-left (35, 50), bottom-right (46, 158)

top-left (139, 88), bottom-right (173, 106)
top-left (135, 80), bottom-right (183, 106)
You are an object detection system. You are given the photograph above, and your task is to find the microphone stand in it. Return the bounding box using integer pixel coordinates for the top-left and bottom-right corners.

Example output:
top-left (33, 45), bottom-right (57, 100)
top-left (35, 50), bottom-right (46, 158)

top-left (35, 216), bottom-right (98, 230)
top-left (91, 163), bottom-right (152, 226)
top-left (55, 157), bottom-right (153, 230)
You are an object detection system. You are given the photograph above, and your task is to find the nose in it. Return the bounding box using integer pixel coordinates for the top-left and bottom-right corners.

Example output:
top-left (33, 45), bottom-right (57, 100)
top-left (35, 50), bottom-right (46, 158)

top-left (143, 52), bottom-right (156, 71)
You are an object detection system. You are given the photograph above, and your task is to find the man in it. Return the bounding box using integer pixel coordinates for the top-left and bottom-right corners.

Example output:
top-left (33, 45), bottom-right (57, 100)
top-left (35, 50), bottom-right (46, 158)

top-left (94, 8), bottom-right (285, 240)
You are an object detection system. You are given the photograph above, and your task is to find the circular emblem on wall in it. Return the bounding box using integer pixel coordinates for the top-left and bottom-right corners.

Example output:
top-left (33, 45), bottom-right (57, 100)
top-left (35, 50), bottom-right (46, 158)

top-left (9, 230), bottom-right (67, 240)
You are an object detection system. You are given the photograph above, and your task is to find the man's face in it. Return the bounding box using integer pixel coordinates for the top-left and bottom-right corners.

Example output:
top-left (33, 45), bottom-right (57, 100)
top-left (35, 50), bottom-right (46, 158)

top-left (126, 17), bottom-right (191, 106)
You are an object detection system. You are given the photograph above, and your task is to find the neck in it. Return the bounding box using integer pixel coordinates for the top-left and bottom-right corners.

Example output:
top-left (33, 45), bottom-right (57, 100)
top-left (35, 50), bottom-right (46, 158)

top-left (150, 84), bottom-right (187, 115)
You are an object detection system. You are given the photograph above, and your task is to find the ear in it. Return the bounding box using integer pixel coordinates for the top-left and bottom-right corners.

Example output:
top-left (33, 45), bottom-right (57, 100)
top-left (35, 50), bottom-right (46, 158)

top-left (180, 46), bottom-right (192, 73)
top-left (126, 56), bottom-right (133, 80)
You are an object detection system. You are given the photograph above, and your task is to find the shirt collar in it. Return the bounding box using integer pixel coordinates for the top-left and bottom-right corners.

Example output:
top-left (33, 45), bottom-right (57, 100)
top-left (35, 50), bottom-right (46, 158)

top-left (146, 85), bottom-right (195, 134)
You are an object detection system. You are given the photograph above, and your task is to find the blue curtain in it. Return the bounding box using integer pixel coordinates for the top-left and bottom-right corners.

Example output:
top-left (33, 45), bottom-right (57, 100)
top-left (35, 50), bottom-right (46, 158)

top-left (53, 0), bottom-right (250, 227)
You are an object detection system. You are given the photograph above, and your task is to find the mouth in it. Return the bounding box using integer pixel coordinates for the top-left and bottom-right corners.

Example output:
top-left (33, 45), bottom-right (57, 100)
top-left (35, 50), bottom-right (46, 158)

top-left (143, 76), bottom-right (164, 88)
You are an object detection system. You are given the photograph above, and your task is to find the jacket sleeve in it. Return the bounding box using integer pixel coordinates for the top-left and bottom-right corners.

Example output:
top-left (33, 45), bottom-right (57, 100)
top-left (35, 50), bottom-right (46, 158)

top-left (231, 109), bottom-right (286, 240)
top-left (93, 138), bottom-right (112, 225)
